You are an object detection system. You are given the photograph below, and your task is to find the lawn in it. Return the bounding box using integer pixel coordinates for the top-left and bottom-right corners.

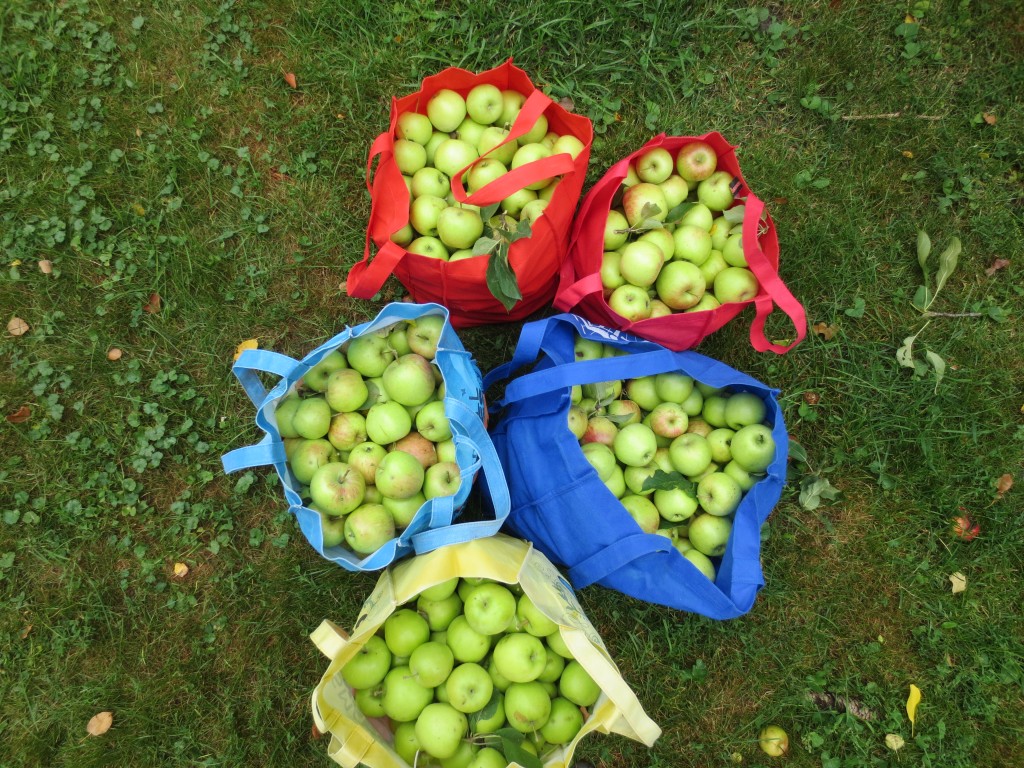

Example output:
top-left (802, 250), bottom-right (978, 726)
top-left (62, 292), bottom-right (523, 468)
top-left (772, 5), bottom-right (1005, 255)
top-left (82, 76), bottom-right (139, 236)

top-left (1, 1), bottom-right (1022, 766)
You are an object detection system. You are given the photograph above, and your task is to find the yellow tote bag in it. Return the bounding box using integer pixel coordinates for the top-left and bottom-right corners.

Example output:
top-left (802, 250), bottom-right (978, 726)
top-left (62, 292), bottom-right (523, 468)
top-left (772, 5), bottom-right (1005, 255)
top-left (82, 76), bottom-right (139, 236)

top-left (310, 534), bottom-right (661, 768)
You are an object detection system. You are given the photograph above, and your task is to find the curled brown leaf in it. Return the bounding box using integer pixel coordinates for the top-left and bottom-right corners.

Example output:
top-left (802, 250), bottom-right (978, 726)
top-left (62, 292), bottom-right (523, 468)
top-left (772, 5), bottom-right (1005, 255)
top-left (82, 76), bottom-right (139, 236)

top-left (143, 293), bottom-right (161, 314)
top-left (6, 406), bottom-right (31, 424)
top-left (38, 260), bottom-right (53, 274)
top-left (812, 321), bottom-right (838, 340)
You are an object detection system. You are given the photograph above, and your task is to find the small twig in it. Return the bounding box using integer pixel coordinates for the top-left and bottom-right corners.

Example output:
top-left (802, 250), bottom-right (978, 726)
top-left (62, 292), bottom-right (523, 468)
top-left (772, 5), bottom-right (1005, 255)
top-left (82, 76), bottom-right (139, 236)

top-left (923, 310), bottom-right (985, 318)
top-left (841, 111), bottom-right (943, 121)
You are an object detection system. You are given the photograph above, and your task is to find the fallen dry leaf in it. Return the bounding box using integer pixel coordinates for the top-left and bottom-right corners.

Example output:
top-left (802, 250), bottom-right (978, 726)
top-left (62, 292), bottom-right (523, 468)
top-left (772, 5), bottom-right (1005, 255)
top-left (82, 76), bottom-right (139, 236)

top-left (984, 258), bottom-right (1009, 276)
top-left (803, 391), bottom-right (821, 405)
top-left (131, 202), bottom-right (146, 216)
top-left (20, 624), bottom-right (32, 639)
top-left (994, 473), bottom-right (1013, 503)
top-left (284, 72), bottom-right (298, 89)
top-left (173, 562), bottom-right (189, 578)
top-left (885, 734), bottom-right (905, 751)
top-left (86, 711), bottom-right (114, 737)
top-left (812, 321), bottom-right (838, 340)
top-left (311, 723), bottom-right (324, 740)
top-left (234, 338), bottom-right (258, 361)
top-left (7, 317), bottom-right (29, 336)
top-left (107, 347), bottom-right (123, 361)
top-left (143, 292), bottom-right (161, 314)
top-left (6, 405), bottom-right (31, 424)
top-left (773, 197), bottom-right (789, 205)
top-left (902, 150), bottom-right (914, 158)
top-left (557, 96), bottom-right (576, 113)
top-left (983, 112), bottom-right (997, 125)
top-left (906, 684), bottom-right (922, 736)
top-left (949, 571), bottom-right (967, 594)
top-left (38, 259), bottom-right (53, 274)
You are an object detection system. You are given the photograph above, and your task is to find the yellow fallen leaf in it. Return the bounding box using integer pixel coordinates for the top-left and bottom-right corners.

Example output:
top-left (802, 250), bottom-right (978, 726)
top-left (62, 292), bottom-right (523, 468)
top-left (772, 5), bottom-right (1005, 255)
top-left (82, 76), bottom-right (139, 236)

top-left (10, 259), bottom-right (22, 267)
top-left (234, 338), bottom-right (258, 361)
top-left (907, 684), bottom-right (922, 735)
top-left (173, 562), bottom-right (189, 578)
top-left (949, 571), bottom-right (967, 594)
top-left (902, 150), bottom-right (914, 158)
top-left (86, 711), bottom-right (113, 736)
top-left (7, 317), bottom-right (29, 336)
top-left (885, 733), bottom-right (905, 751)
top-left (905, 14), bottom-right (916, 23)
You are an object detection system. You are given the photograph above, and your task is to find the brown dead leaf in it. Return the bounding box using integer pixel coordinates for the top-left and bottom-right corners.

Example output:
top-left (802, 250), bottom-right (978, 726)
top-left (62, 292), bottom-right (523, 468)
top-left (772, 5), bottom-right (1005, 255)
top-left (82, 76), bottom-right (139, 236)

top-left (812, 321), bottom-right (838, 340)
top-left (284, 72), bottom-right (298, 89)
top-left (995, 473), bottom-right (1013, 498)
top-left (20, 624), bottom-right (32, 639)
top-left (557, 96), bottom-right (576, 113)
top-left (86, 711), bottom-right (114, 736)
top-left (143, 292), bottom-right (161, 314)
top-left (949, 572), bottom-right (967, 594)
top-left (6, 405), bottom-right (31, 424)
top-left (983, 112), bottom-right (997, 125)
top-left (984, 258), bottom-right (1009, 276)
top-left (107, 347), bottom-right (123, 361)
top-left (803, 392), bottom-right (821, 405)
top-left (773, 197), bottom-right (789, 205)
top-left (7, 317), bottom-right (29, 336)
top-left (311, 723), bottom-right (325, 739)
top-left (808, 691), bottom-right (876, 720)
top-left (173, 562), bottom-right (189, 578)
top-left (38, 259), bottom-right (53, 274)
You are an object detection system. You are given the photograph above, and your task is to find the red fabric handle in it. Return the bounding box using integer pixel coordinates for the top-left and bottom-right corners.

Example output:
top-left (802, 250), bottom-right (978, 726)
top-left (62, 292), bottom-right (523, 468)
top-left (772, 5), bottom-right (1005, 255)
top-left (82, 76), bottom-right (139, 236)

top-left (452, 152), bottom-right (577, 207)
top-left (742, 195), bottom-right (807, 353)
top-left (365, 131), bottom-right (393, 193)
top-left (554, 272), bottom-right (603, 311)
top-left (346, 239), bottom-right (407, 299)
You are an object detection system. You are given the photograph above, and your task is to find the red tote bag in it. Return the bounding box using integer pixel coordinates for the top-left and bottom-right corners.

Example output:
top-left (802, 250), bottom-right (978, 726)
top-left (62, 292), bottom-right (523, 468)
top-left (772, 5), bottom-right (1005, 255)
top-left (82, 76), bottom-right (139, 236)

top-left (347, 60), bottom-right (594, 328)
top-left (555, 132), bottom-right (806, 353)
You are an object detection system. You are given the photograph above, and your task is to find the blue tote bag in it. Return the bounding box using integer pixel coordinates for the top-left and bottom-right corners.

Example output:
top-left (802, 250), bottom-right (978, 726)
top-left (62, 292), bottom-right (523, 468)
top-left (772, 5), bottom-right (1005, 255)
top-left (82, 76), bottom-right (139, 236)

top-left (484, 314), bottom-right (787, 618)
top-left (222, 303), bottom-right (510, 572)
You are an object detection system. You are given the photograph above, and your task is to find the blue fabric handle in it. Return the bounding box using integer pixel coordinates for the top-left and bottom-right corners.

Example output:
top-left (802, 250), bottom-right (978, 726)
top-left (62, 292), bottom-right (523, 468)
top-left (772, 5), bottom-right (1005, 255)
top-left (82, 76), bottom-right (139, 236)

top-left (410, 398), bottom-right (511, 554)
top-left (567, 533), bottom-right (674, 587)
top-left (221, 433), bottom-right (286, 473)
top-left (232, 349), bottom-right (301, 407)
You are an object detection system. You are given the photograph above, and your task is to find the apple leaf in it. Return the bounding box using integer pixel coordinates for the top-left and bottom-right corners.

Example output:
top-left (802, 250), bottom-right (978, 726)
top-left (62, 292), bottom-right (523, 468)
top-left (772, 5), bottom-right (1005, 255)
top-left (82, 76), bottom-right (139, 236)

top-left (924, 350), bottom-right (945, 392)
top-left (665, 201), bottom-right (696, 224)
top-left (912, 284), bottom-right (931, 311)
top-left (896, 331), bottom-right (920, 369)
top-left (480, 203), bottom-right (500, 222)
top-left (641, 469), bottom-right (696, 495)
top-left (722, 205), bottom-right (746, 225)
top-left (639, 202), bottom-right (663, 221)
top-left (513, 217), bottom-right (533, 242)
top-left (934, 237), bottom-right (961, 296)
top-left (472, 236), bottom-right (500, 257)
top-left (787, 440), bottom-right (809, 465)
top-left (496, 728), bottom-right (543, 768)
top-left (917, 229), bottom-right (931, 275)
top-left (635, 217), bottom-right (664, 233)
top-left (469, 691), bottom-right (501, 729)
top-left (799, 475), bottom-right (841, 510)
top-left (485, 245), bottom-right (522, 312)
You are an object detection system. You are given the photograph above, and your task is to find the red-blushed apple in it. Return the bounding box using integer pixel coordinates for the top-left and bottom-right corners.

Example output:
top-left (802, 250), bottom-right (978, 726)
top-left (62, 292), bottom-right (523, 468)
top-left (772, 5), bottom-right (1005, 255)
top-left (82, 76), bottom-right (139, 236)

top-left (582, 415), bottom-right (618, 446)
top-left (606, 398), bottom-right (642, 426)
top-left (759, 725), bottom-right (790, 757)
top-left (426, 88), bottom-right (467, 133)
top-left (669, 432), bottom-right (713, 477)
top-left (375, 449), bottom-right (425, 499)
top-left (343, 503), bottom-right (396, 554)
top-left (326, 410), bottom-right (367, 452)
top-left (645, 401), bottom-right (690, 441)
top-left (672, 223), bottom-right (713, 265)
top-left (423, 461), bottom-right (461, 499)
top-left (635, 147), bottom-right (674, 184)
top-left (714, 266), bottom-right (759, 304)
top-left (396, 111), bottom-right (433, 145)
top-left (622, 182), bottom-right (669, 226)
top-left (697, 170), bottom-right (735, 211)
top-left (608, 284), bottom-right (652, 322)
top-left (687, 513), bottom-right (732, 557)
top-left (656, 260), bottom-right (706, 310)
top-left (393, 431), bottom-right (438, 469)
top-left (675, 141), bottom-right (718, 182)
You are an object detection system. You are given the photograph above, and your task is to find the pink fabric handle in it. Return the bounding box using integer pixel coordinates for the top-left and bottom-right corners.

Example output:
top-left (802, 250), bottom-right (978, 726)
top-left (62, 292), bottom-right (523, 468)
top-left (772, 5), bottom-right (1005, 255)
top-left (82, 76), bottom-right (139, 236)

top-left (742, 195), bottom-right (807, 353)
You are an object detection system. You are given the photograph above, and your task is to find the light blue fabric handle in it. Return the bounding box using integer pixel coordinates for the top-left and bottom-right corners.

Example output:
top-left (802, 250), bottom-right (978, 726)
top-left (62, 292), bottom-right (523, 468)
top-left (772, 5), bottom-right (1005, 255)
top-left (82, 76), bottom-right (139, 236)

top-left (221, 433), bottom-right (286, 473)
top-left (410, 398), bottom-right (511, 554)
top-left (232, 349), bottom-right (301, 407)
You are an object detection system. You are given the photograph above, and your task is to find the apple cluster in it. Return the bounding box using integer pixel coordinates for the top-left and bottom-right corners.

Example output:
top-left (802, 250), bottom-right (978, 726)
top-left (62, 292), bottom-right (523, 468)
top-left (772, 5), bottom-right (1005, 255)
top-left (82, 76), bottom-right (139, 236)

top-left (341, 577), bottom-right (602, 767)
top-left (569, 336), bottom-right (777, 582)
top-left (390, 84), bottom-right (586, 260)
top-left (601, 141), bottom-right (761, 322)
top-left (275, 315), bottom-right (463, 557)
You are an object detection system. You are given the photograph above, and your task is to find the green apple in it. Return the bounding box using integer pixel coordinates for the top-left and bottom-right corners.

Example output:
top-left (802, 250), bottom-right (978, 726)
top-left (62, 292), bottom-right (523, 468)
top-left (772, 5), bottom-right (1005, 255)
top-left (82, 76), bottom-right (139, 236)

top-left (415, 702), bottom-right (468, 759)
top-left (697, 170), bottom-right (735, 211)
top-left (684, 548), bottom-right (717, 581)
top-left (424, 461), bottom-right (461, 499)
top-left (309, 461), bottom-right (365, 517)
top-left (382, 353), bottom-right (436, 406)
top-left (625, 375), bottom-right (661, 411)
top-left (622, 182), bottom-right (668, 227)
top-left (678, 202), bottom-right (714, 232)
top-left (724, 392), bottom-right (767, 429)
top-left (466, 157), bottom-right (507, 192)
top-left (613, 423), bottom-right (658, 467)
top-left (546, 631), bottom-right (574, 660)
top-left (714, 266), bottom-right (759, 304)
top-left (722, 231), bottom-right (747, 267)
top-left (516, 594), bottom-right (558, 638)
top-left (659, 174), bottom-right (690, 210)
top-left (620, 494), bottom-right (661, 533)
top-left (724, 459), bottom-right (761, 491)
top-left (275, 395), bottom-right (302, 439)
top-left (446, 615), bottom-right (492, 663)
top-left (698, 249), bottom-right (728, 289)
top-left (656, 260), bottom-right (706, 310)
top-left (446, 662), bottom-right (494, 714)
top-left (407, 315), bottom-right (445, 360)
top-left (392, 721), bottom-right (422, 765)
top-left (463, 582), bottom-right (517, 636)
top-left (289, 438), bottom-right (338, 484)
top-left (326, 411), bottom-right (367, 452)
top-left (551, 134), bottom-right (585, 159)
top-left (581, 442), bottom-right (617, 481)
top-left (412, 166), bottom-right (450, 199)
top-left (382, 664), bottom-right (433, 722)
top-left (492, 632), bottom-right (547, 683)
top-left (701, 394), bottom-right (730, 427)
top-left (559, 660), bottom-right (600, 707)
top-left (318, 511), bottom-right (346, 547)
top-left (397, 111), bottom-right (433, 145)
top-left (425, 130), bottom-right (449, 165)
top-left (324, 368), bottom-right (367, 413)
top-left (466, 83), bottom-right (504, 125)
top-left (635, 147), bottom-right (674, 184)
top-left (687, 513), bottom-right (732, 557)
top-left (408, 235), bottom-right (450, 260)
top-left (292, 397), bottom-right (332, 440)
top-left (603, 209), bottom-right (629, 250)
top-left (343, 503), bottom-right (395, 554)
top-left (467, 746), bottom-right (506, 768)
top-left (477, 126), bottom-right (517, 165)
top-left (345, 333), bottom-right (393, 378)
top-left (417, 590), bottom-right (463, 631)
top-left (697, 471), bottom-right (743, 516)
top-left (520, 198), bottom-right (549, 224)
top-left (672, 224), bottom-right (713, 266)
top-left (347, 441), bottom-right (387, 485)
top-left (394, 138), bottom-right (427, 175)
top-left (706, 427), bottom-right (735, 465)
top-left (653, 486), bottom-right (699, 522)
top-left (608, 284), bottom-right (652, 322)
top-left (455, 116), bottom-right (487, 148)
top-left (510, 142), bottom-right (553, 190)
top-left (384, 607), bottom-right (431, 657)
top-left (538, 647), bottom-right (566, 684)
top-left (375, 449), bottom-right (425, 499)
top-left (669, 433), bottom-right (713, 477)
top-left (365, 401), bottom-right (413, 445)
top-left (730, 423), bottom-right (776, 472)
top-left (655, 372), bottom-right (695, 404)
top-left (433, 138), bottom-right (479, 179)
top-left (410, 194), bottom-right (448, 237)
top-left (304, 351), bottom-right (347, 392)
top-left (618, 240), bottom-right (665, 288)
top-left (504, 681), bottom-right (552, 733)
top-left (540, 696), bottom-right (585, 745)
top-left (341, 634), bottom-right (392, 689)
top-left (499, 90), bottom-right (527, 127)
top-left (638, 226), bottom-right (675, 261)
top-left (427, 89), bottom-right (468, 133)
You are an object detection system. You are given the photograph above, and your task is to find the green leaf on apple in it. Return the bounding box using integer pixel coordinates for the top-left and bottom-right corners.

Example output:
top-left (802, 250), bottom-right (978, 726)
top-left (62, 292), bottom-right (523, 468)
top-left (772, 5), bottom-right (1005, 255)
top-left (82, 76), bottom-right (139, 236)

top-left (485, 244), bottom-right (522, 312)
top-left (481, 203), bottom-right (500, 222)
top-left (495, 728), bottom-right (543, 768)
top-left (513, 216), bottom-right (533, 242)
top-left (472, 236), bottom-right (500, 256)
top-left (641, 469), bottom-right (696, 495)
top-left (722, 205), bottom-right (746, 225)
top-left (469, 690), bottom-right (501, 728)
top-left (665, 201), bottom-right (696, 224)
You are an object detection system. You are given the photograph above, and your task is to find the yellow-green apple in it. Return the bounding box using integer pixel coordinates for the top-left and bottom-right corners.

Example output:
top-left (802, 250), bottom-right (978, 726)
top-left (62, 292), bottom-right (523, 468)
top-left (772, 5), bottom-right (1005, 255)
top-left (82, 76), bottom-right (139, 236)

top-left (327, 411), bottom-right (368, 452)
top-left (622, 182), bottom-right (668, 226)
top-left (551, 134), bottom-right (585, 159)
top-left (511, 143), bottom-right (553, 190)
top-left (341, 634), bottom-right (392, 689)
top-left (408, 236), bottom-right (449, 260)
top-left (672, 224), bottom-right (713, 265)
top-left (427, 89), bottom-right (467, 133)
top-left (493, 632), bottom-right (547, 682)
top-left (730, 423), bottom-right (776, 472)
top-left (709, 216), bottom-right (731, 250)
top-left (604, 464), bottom-right (627, 498)
top-left (697, 471), bottom-right (743, 516)
top-left (722, 231), bottom-right (747, 266)
top-left (656, 260), bottom-right (706, 310)
top-left (541, 697), bottom-right (585, 745)
top-left (325, 368), bottom-right (368, 413)
top-left (382, 664), bottom-right (433, 722)
top-left (348, 441), bottom-right (387, 485)
top-left (289, 438), bottom-right (338, 484)
top-left (724, 392), bottom-right (767, 429)
top-left (653, 486), bottom-right (699, 522)
top-left (417, 589), bottom-right (462, 630)
top-left (655, 372), bottom-right (695, 404)
top-left (382, 491), bottom-right (425, 528)
top-left (669, 433), bottom-right (713, 477)
top-left (698, 249), bottom-right (728, 286)
top-left (603, 210), bottom-right (629, 251)
top-left (706, 427), bottom-right (735, 464)
top-left (649, 299), bottom-right (673, 318)
top-left (724, 459), bottom-right (761, 491)
top-left (574, 337), bottom-right (605, 361)
top-left (477, 126), bottom-right (517, 165)
top-left (365, 401), bottom-right (412, 444)
top-left (520, 198), bottom-right (549, 223)
top-left (292, 397), bottom-right (332, 439)
top-left (594, 249), bottom-right (623, 290)
top-left (343, 503), bottom-right (396, 554)
top-left (304, 351), bottom-right (348, 392)
top-left (620, 494), bottom-right (661, 533)
top-left (318, 511), bottom-right (347, 547)
top-left (375, 449), bottom-right (425, 499)
top-left (501, 187), bottom-right (537, 217)
top-left (463, 582), bottom-right (517, 636)
top-left (558, 661), bottom-right (600, 707)
top-left (407, 315), bottom-right (445, 359)
top-left (411, 166), bottom-right (450, 198)
top-left (567, 404), bottom-right (588, 439)
top-left (415, 702), bottom-right (468, 759)
top-left (396, 112), bottom-right (433, 145)
top-left (714, 267), bottom-right (759, 303)
top-left (394, 138), bottom-right (427, 175)
top-left (679, 202), bottom-right (714, 231)
top-left (521, 112), bottom-right (548, 144)
top-left (446, 662), bottom-right (494, 713)
top-left (504, 681), bottom-right (552, 733)
top-left (613, 423), bottom-right (659, 467)
top-left (680, 387), bottom-right (704, 417)
top-left (275, 395), bottom-right (302, 438)
top-left (433, 138), bottom-right (479, 180)
top-left (516, 594), bottom-right (558, 637)
top-left (687, 513), bottom-right (732, 557)
top-left (683, 548), bottom-right (717, 581)
top-left (618, 240), bottom-right (665, 287)
top-left (423, 461), bottom-right (460, 499)
top-left (622, 163), bottom-right (641, 187)
top-left (436, 207), bottom-right (484, 250)
top-left (608, 284), bottom-right (652, 321)
top-left (635, 147), bottom-right (674, 184)
top-left (455, 117), bottom-right (487, 148)
top-left (466, 83), bottom-right (504, 125)
top-left (410, 194), bottom-right (448, 236)
top-left (659, 174), bottom-right (690, 210)
top-left (702, 394), bottom-right (730, 427)
top-left (675, 141), bottom-right (718, 182)
top-left (409, 641), bottom-right (455, 689)
top-left (581, 442), bottom-right (617, 481)
top-left (382, 353), bottom-right (436, 406)
top-left (697, 171), bottom-right (735, 211)
top-left (424, 131), bottom-right (449, 165)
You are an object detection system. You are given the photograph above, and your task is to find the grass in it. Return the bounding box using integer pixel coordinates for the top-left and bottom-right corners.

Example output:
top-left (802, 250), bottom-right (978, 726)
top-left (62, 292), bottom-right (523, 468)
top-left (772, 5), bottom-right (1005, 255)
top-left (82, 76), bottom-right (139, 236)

top-left (1, 0), bottom-right (1022, 766)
